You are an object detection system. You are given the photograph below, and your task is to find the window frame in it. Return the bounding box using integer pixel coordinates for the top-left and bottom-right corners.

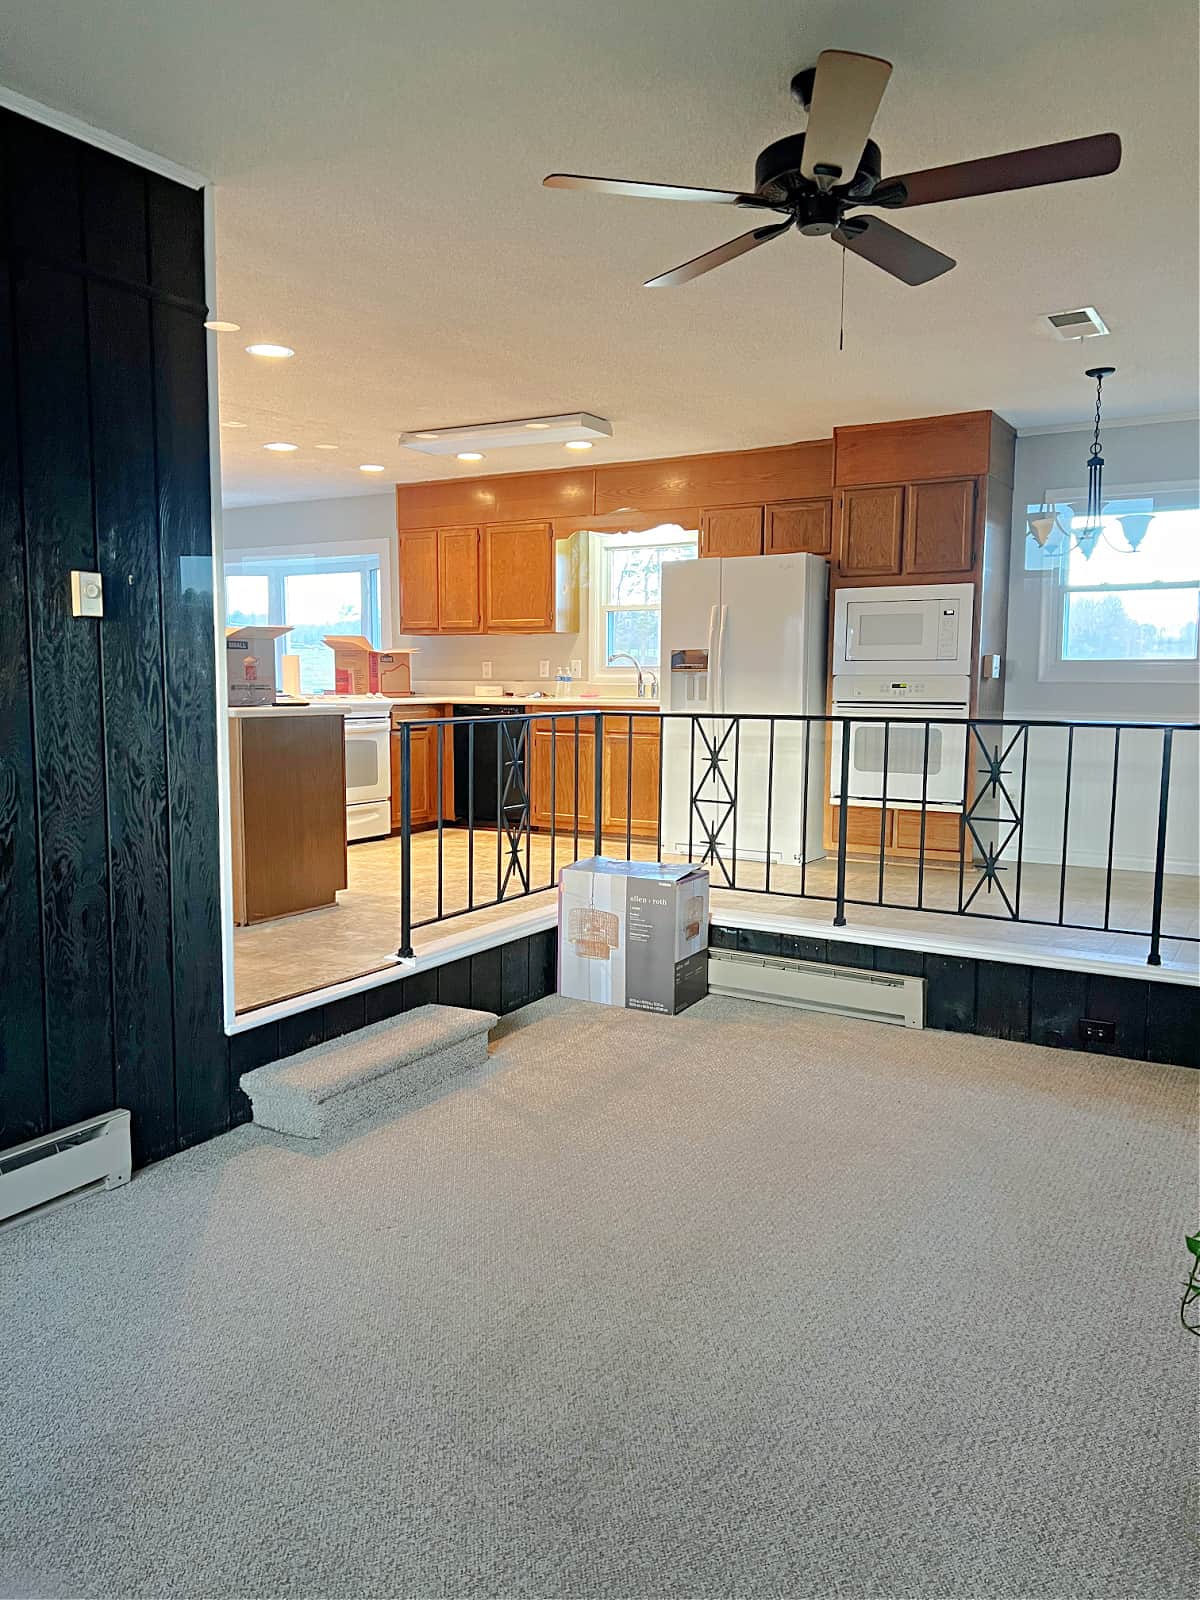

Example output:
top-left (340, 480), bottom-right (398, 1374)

top-left (223, 539), bottom-right (391, 691)
top-left (1035, 479), bottom-right (1200, 686)
top-left (586, 526), bottom-right (698, 683)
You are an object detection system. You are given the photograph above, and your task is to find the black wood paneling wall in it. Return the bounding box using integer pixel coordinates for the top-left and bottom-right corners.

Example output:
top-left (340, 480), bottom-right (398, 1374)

top-left (0, 110), bottom-right (224, 1165)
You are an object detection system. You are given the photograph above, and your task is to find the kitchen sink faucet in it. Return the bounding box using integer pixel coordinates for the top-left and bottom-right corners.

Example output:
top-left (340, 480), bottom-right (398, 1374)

top-left (607, 653), bottom-right (655, 698)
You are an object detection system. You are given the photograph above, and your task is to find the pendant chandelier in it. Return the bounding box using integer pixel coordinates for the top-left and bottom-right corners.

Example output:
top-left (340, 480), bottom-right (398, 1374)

top-left (1025, 365), bottom-right (1145, 560)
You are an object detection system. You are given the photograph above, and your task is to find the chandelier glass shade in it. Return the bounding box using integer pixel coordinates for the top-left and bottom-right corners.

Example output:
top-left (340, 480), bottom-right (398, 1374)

top-left (1026, 366), bottom-right (1134, 561)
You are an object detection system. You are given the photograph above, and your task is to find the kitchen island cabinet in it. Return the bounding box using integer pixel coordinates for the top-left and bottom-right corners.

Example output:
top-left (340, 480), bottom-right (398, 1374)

top-left (229, 708), bottom-right (347, 924)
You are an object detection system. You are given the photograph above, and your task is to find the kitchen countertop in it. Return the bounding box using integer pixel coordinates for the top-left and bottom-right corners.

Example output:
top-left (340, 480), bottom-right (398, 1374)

top-left (228, 703), bottom-right (347, 719)
top-left (521, 697), bottom-right (660, 712)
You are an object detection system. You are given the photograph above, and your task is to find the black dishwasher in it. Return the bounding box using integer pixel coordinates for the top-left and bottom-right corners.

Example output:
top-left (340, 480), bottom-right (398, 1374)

top-left (451, 705), bottom-right (530, 826)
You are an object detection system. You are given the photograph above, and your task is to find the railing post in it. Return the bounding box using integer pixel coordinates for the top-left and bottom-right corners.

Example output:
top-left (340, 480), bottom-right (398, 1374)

top-left (592, 711), bottom-right (604, 856)
top-left (833, 714), bottom-right (851, 928)
top-left (397, 720), bottom-right (414, 958)
top-left (1147, 727), bottom-right (1173, 966)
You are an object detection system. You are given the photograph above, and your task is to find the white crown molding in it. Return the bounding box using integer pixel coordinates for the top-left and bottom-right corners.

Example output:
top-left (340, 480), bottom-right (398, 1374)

top-left (0, 83), bottom-right (208, 189)
top-left (1017, 411), bottom-right (1200, 437)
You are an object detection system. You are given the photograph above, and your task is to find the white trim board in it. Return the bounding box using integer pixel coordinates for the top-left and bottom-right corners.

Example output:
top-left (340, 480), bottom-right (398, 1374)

top-left (0, 84), bottom-right (208, 188)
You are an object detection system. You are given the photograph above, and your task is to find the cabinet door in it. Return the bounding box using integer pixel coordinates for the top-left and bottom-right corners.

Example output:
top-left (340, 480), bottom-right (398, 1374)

top-left (699, 505), bottom-right (763, 559)
top-left (483, 521), bottom-right (554, 631)
top-left (601, 720), bottom-right (661, 841)
top-left (903, 478), bottom-right (976, 575)
top-left (765, 498), bottom-right (832, 555)
top-left (398, 531), bottom-right (439, 631)
top-left (437, 526), bottom-right (481, 631)
top-left (530, 726), bottom-right (595, 832)
top-left (390, 727), bottom-right (436, 827)
top-left (838, 486), bottom-right (904, 576)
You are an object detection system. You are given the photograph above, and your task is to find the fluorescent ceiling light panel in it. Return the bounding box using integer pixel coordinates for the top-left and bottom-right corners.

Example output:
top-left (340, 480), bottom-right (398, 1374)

top-left (399, 412), bottom-right (612, 455)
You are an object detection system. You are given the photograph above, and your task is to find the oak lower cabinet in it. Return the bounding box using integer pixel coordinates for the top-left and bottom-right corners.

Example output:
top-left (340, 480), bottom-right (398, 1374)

top-left (602, 718), bottom-right (661, 840)
top-left (528, 715), bottom-right (660, 842)
top-left (699, 504), bottom-right (763, 559)
top-left (529, 721), bottom-right (596, 835)
top-left (829, 802), bottom-right (964, 862)
top-left (390, 721), bottom-right (453, 830)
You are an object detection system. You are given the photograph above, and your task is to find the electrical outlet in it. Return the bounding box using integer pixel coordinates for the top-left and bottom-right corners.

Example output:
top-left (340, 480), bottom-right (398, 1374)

top-left (539, 660), bottom-right (550, 678)
top-left (1078, 1017), bottom-right (1115, 1046)
top-left (481, 661), bottom-right (492, 679)
top-left (570, 658), bottom-right (582, 679)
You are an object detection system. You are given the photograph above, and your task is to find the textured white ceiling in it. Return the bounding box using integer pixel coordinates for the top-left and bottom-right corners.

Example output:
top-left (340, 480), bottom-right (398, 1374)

top-left (4, 0), bottom-right (1197, 506)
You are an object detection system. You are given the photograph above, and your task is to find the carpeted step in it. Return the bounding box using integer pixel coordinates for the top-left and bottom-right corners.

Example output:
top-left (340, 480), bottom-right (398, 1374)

top-left (239, 1004), bottom-right (497, 1138)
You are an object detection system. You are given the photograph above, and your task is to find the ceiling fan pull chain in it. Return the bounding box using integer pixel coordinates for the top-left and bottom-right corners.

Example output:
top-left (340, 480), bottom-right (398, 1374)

top-left (838, 244), bottom-right (846, 352)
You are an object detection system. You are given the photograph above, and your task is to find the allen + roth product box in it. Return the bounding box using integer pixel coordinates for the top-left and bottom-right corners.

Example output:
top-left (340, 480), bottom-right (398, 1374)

top-left (322, 635), bottom-right (416, 697)
top-left (225, 625), bottom-right (292, 706)
top-left (557, 857), bottom-right (709, 1014)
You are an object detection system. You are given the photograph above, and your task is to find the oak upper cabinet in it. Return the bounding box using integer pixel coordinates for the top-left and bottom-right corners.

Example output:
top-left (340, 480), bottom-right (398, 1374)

top-left (838, 485), bottom-right (904, 576)
top-left (903, 478), bottom-right (976, 575)
top-left (765, 498), bottom-right (832, 556)
top-left (483, 521), bottom-right (555, 632)
top-left (699, 504), bottom-right (763, 559)
top-left (436, 527), bottom-right (481, 631)
top-left (398, 530), bottom-right (440, 631)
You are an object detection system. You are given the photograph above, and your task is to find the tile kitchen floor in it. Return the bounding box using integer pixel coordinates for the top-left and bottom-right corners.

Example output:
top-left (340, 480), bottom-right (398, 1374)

top-left (233, 828), bottom-right (1198, 1013)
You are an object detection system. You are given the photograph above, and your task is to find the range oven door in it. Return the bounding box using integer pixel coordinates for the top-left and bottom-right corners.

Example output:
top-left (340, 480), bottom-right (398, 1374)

top-left (830, 705), bottom-right (969, 810)
top-left (344, 716), bottom-right (391, 806)
top-left (834, 586), bottom-right (974, 674)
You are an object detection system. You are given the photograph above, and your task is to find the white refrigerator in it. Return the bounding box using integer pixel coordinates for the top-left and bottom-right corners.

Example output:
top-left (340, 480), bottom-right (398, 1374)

top-left (659, 552), bottom-right (828, 877)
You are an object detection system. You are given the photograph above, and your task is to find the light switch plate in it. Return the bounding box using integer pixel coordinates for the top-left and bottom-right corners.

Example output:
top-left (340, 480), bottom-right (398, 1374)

top-left (539, 660), bottom-right (550, 678)
top-left (481, 660), bottom-right (492, 678)
top-left (570, 659), bottom-right (582, 679)
top-left (70, 570), bottom-right (104, 618)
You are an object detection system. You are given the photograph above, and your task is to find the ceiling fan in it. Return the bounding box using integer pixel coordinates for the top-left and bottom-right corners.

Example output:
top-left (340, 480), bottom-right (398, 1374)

top-left (543, 51), bottom-right (1121, 288)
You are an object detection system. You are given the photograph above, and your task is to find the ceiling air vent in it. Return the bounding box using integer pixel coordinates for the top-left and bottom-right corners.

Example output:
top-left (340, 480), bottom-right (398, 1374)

top-left (1043, 306), bottom-right (1110, 340)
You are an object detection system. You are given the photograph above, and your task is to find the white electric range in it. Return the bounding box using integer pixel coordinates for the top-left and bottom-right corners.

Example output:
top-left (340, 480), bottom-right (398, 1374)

top-left (318, 695), bottom-right (395, 841)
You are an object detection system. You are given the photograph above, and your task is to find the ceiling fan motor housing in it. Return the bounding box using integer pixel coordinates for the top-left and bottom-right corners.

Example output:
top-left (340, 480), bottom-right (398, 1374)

top-left (754, 133), bottom-right (882, 227)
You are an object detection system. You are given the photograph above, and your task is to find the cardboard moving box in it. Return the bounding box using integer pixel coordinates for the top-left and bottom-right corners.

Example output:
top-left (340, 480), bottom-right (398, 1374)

top-left (558, 857), bottom-right (709, 1014)
top-left (225, 625), bottom-right (292, 706)
top-left (322, 635), bottom-right (416, 697)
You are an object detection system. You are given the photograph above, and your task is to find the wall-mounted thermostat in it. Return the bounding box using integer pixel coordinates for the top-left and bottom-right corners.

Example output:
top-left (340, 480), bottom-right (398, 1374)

top-left (70, 570), bottom-right (104, 618)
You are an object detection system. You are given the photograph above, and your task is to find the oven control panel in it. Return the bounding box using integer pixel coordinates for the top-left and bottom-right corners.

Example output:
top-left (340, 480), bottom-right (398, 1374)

top-left (831, 674), bottom-right (971, 706)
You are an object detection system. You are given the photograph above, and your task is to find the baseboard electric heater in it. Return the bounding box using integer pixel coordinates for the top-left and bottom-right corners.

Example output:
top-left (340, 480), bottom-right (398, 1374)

top-left (0, 1109), bottom-right (132, 1230)
top-left (708, 949), bottom-right (925, 1028)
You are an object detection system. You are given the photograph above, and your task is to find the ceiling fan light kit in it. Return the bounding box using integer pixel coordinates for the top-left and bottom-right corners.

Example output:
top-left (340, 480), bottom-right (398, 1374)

top-left (544, 49), bottom-right (1121, 291)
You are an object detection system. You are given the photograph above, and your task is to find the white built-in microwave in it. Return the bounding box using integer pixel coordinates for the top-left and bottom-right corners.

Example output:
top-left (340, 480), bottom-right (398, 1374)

top-left (832, 582), bottom-right (975, 676)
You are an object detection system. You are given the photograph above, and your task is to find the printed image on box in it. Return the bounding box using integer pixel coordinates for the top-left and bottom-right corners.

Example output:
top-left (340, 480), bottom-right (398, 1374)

top-left (558, 857), bottom-right (709, 1014)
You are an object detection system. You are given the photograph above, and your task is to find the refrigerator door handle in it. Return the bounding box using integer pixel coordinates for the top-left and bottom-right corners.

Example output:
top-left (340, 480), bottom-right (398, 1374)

top-left (713, 604), bottom-right (728, 717)
top-left (704, 604), bottom-right (718, 713)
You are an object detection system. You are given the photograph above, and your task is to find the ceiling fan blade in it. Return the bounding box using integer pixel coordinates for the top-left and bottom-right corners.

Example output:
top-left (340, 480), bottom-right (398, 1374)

top-left (799, 50), bottom-right (892, 187)
top-left (543, 173), bottom-right (781, 209)
top-left (882, 132), bottom-right (1121, 207)
top-left (645, 220), bottom-right (792, 288)
top-left (833, 217), bottom-right (955, 285)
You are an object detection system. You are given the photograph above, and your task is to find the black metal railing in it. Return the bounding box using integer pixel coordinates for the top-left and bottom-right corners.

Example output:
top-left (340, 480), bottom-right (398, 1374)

top-left (393, 709), bottom-right (1199, 969)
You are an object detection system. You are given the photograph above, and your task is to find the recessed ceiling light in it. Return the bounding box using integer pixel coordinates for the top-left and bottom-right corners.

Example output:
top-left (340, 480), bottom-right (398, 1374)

top-left (457, 452), bottom-right (485, 462)
top-left (315, 443), bottom-right (339, 450)
top-left (564, 439), bottom-right (593, 451)
top-left (359, 463), bottom-right (385, 473)
top-left (204, 320), bottom-right (241, 332)
top-left (263, 441), bottom-right (298, 452)
top-left (220, 419), bottom-right (247, 429)
top-left (246, 343), bottom-right (295, 359)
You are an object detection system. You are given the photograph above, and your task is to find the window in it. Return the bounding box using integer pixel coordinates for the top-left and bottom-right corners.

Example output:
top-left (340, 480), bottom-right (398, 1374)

top-left (589, 527), bottom-right (698, 681)
top-left (1033, 485), bottom-right (1199, 682)
top-left (223, 550), bottom-right (383, 693)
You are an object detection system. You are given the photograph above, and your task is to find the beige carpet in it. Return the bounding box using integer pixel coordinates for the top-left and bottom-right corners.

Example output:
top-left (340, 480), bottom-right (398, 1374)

top-left (1, 996), bottom-right (1196, 1599)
